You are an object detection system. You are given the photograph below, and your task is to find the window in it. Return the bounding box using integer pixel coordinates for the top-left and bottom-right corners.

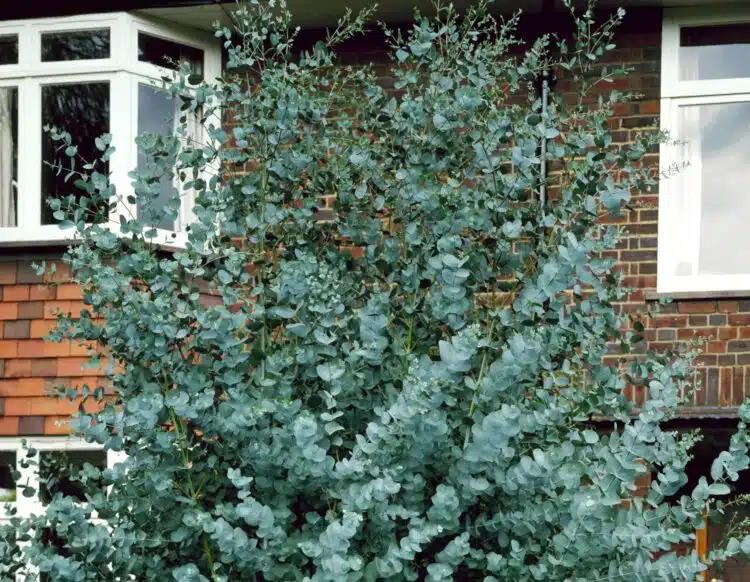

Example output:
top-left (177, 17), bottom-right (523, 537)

top-left (0, 13), bottom-right (221, 247)
top-left (659, 8), bottom-right (750, 293)
top-left (0, 437), bottom-right (123, 523)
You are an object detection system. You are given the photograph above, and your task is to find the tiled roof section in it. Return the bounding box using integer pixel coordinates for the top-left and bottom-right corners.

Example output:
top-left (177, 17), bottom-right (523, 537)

top-left (0, 259), bottom-right (105, 436)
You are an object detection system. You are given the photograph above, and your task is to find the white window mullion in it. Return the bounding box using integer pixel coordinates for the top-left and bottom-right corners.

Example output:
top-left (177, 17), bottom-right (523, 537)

top-left (110, 72), bottom-right (135, 234)
top-left (15, 443), bottom-right (40, 519)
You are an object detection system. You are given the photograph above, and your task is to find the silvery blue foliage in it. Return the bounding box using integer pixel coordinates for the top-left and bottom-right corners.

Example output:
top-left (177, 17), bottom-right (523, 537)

top-left (2, 1), bottom-right (750, 580)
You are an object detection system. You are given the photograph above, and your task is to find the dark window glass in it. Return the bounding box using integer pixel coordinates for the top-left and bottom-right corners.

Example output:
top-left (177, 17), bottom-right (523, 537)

top-left (41, 29), bottom-right (110, 62)
top-left (0, 87), bottom-right (18, 228)
top-left (41, 82), bottom-right (109, 225)
top-left (39, 450), bottom-right (106, 504)
top-left (680, 23), bottom-right (750, 80)
top-left (0, 35), bottom-right (18, 65)
top-left (138, 32), bottom-right (203, 76)
top-left (137, 84), bottom-right (178, 230)
top-left (0, 451), bottom-right (16, 502)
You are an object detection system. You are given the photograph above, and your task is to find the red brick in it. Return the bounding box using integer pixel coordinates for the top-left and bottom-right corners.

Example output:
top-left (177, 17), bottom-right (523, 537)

top-left (705, 341), bottom-right (726, 354)
top-left (57, 357), bottom-right (104, 377)
top-left (652, 316), bottom-right (688, 329)
top-left (0, 417), bottom-right (19, 435)
top-left (45, 416), bottom-right (71, 435)
top-left (0, 263), bottom-right (16, 285)
top-left (718, 328), bottom-right (738, 340)
top-left (70, 341), bottom-right (94, 357)
top-left (4, 398), bottom-right (31, 415)
top-left (30, 320), bottom-right (57, 338)
top-left (729, 314), bottom-right (750, 326)
top-left (3, 320), bottom-right (29, 339)
top-left (30, 359), bottom-right (57, 377)
top-left (2, 285), bottom-right (29, 301)
top-left (677, 327), bottom-right (716, 340)
top-left (17, 302), bottom-right (44, 320)
top-left (56, 284), bottom-right (83, 300)
top-left (721, 368), bottom-right (733, 407)
top-left (43, 301), bottom-right (72, 320)
top-left (44, 341), bottom-right (71, 357)
top-left (29, 397), bottom-right (78, 416)
top-left (0, 303), bottom-right (18, 320)
top-left (2, 359), bottom-right (30, 378)
top-left (29, 284), bottom-right (56, 301)
top-left (0, 340), bottom-right (17, 358)
top-left (43, 263), bottom-right (71, 284)
top-left (15, 378), bottom-right (47, 396)
top-left (678, 301), bottom-right (717, 314)
top-left (17, 340), bottom-right (46, 358)
top-left (718, 301), bottom-right (739, 313)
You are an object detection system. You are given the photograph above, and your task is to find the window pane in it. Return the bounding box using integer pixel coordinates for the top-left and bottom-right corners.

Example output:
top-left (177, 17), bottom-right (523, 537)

top-left (41, 29), bottom-right (110, 62)
top-left (39, 450), bottom-right (106, 504)
top-left (0, 87), bottom-right (17, 228)
top-left (42, 82), bottom-right (109, 225)
top-left (138, 32), bottom-right (203, 76)
top-left (138, 84), bottom-right (178, 231)
top-left (677, 102), bottom-right (750, 275)
top-left (680, 24), bottom-right (750, 80)
top-left (0, 452), bottom-right (16, 503)
top-left (0, 35), bottom-right (18, 65)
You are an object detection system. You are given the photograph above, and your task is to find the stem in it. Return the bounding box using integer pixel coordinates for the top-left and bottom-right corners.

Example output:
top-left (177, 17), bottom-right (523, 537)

top-left (463, 319), bottom-right (496, 450)
top-left (203, 534), bottom-right (217, 580)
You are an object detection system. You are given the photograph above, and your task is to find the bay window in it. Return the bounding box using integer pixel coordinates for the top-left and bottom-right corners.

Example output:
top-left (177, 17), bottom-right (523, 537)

top-left (0, 12), bottom-right (220, 246)
top-left (659, 8), bottom-right (750, 293)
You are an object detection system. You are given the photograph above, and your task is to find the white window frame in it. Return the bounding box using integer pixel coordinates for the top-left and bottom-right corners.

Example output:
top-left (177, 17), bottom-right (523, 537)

top-left (0, 436), bottom-right (122, 522)
top-left (659, 6), bottom-right (750, 293)
top-left (0, 12), bottom-right (221, 249)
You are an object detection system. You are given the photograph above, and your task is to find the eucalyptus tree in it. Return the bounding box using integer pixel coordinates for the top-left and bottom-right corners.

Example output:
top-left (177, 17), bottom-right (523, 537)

top-left (2, 1), bottom-right (750, 580)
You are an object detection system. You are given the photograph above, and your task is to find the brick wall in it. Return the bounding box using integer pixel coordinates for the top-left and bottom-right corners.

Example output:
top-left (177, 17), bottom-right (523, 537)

top-left (0, 255), bottom-right (104, 436)
top-left (0, 8), bottom-right (746, 432)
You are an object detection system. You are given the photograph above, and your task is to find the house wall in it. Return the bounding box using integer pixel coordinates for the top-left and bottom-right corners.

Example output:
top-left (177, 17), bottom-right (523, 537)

top-left (0, 253), bottom-right (104, 436)
top-left (0, 10), bottom-right (744, 418)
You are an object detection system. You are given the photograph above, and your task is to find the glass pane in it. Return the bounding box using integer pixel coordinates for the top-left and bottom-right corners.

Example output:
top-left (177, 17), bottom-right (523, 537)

top-left (138, 84), bottom-right (178, 231)
top-left (0, 35), bottom-right (18, 65)
top-left (0, 452), bottom-right (16, 503)
top-left (680, 24), bottom-right (750, 80)
top-left (41, 29), bottom-right (110, 62)
top-left (0, 87), bottom-right (17, 228)
top-left (39, 450), bottom-right (106, 504)
top-left (138, 32), bottom-right (203, 76)
top-left (677, 102), bottom-right (750, 275)
top-left (41, 82), bottom-right (109, 225)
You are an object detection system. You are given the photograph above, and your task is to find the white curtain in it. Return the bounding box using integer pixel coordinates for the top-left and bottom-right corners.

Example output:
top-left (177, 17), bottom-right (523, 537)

top-left (174, 97), bottom-right (199, 231)
top-left (673, 49), bottom-right (702, 277)
top-left (0, 88), bottom-right (14, 228)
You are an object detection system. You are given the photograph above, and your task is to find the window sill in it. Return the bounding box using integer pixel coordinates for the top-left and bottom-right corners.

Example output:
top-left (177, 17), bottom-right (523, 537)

top-left (0, 225), bottom-right (189, 251)
top-left (646, 289), bottom-right (750, 301)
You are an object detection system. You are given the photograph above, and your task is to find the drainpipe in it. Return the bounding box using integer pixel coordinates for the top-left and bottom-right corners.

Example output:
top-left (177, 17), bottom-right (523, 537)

top-left (539, 68), bottom-right (549, 214)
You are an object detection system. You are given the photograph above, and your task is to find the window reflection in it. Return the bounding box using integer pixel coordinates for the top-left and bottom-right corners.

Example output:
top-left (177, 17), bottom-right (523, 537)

top-left (0, 452), bottom-right (15, 503)
top-left (41, 82), bottom-right (109, 224)
top-left (0, 36), bottom-right (18, 65)
top-left (678, 102), bottom-right (750, 275)
top-left (138, 32), bottom-right (203, 77)
top-left (0, 87), bottom-right (17, 228)
top-left (137, 84), bottom-right (180, 231)
top-left (680, 24), bottom-right (750, 80)
top-left (39, 450), bottom-right (106, 504)
top-left (41, 29), bottom-right (110, 62)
